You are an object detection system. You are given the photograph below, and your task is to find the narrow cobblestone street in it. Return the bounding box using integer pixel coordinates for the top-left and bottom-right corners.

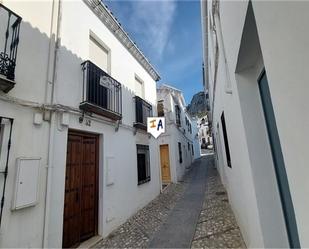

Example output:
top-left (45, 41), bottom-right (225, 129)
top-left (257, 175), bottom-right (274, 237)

top-left (191, 160), bottom-right (246, 248)
top-left (94, 155), bottom-right (245, 248)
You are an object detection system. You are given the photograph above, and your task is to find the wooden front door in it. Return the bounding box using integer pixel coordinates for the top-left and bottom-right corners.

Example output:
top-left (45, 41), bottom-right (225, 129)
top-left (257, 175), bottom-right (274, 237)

top-left (160, 144), bottom-right (171, 183)
top-left (63, 131), bottom-right (99, 248)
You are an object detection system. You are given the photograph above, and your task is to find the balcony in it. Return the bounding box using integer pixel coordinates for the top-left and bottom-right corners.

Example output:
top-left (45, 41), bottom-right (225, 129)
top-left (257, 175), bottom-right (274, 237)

top-left (0, 4), bottom-right (22, 93)
top-left (134, 96), bottom-right (152, 130)
top-left (80, 60), bottom-right (122, 120)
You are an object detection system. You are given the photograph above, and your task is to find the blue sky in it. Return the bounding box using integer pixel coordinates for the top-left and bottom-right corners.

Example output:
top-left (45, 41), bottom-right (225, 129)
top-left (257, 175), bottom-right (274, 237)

top-left (104, 0), bottom-right (203, 104)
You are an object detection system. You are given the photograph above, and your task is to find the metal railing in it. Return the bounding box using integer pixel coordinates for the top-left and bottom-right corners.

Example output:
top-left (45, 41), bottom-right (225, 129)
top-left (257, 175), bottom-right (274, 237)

top-left (0, 4), bottom-right (21, 81)
top-left (134, 96), bottom-right (152, 129)
top-left (80, 60), bottom-right (122, 120)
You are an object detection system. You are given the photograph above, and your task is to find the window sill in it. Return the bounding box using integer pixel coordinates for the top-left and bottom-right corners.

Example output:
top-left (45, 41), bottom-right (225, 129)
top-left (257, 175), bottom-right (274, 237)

top-left (0, 74), bottom-right (15, 93)
top-left (79, 101), bottom-right (122, 121)
top-left (133, 122), bottom-right (147, 131)
top-left (138, 177), bottom-right (151, 186)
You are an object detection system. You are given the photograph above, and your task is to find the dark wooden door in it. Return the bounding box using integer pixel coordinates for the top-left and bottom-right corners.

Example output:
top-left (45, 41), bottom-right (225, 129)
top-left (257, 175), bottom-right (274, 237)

top-left (80, 136), bottom-right (98, 240)
top-left (63, 131), bottom-right (98, 248)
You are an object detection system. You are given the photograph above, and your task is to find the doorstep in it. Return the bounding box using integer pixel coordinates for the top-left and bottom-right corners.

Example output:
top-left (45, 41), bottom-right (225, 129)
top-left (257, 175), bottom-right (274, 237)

top-left (77, 235), bottom-right (103, 249)
top-left (161, 183), bottom-right (171, 192)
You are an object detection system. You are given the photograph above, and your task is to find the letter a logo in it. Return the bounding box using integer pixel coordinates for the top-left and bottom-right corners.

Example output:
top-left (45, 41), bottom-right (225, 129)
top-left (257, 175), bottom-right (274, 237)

top-left (147, 117), bottom-right (165, 138)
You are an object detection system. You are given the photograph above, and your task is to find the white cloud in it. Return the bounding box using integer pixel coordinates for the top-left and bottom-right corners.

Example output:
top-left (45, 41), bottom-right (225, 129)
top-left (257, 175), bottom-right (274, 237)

top-left (128, 0), bottom-right (177, 61)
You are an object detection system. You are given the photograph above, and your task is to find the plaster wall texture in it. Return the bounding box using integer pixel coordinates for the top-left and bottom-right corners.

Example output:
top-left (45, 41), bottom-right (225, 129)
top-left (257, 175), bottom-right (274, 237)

top-left (157, 86), bottom-right (196, 183)
top-left (203, 0), bottom-right (309, 247)
top-left (0, 0), bottom-right (161, 247)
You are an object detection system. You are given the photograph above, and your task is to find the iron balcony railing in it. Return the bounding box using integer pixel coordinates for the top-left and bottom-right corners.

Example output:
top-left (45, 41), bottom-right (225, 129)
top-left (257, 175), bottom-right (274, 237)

top-left (134, 96), bottom-right (152, 130)
top-left (80, 60), bottom-right (122, 120)
top-left (0, 4), bottom-right (21, 92)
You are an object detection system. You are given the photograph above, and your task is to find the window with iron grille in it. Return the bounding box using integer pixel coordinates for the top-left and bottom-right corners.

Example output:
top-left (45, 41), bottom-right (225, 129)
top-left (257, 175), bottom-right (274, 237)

top-left (175, 105), bottom-right (181, 126)
top-left (191, 144), bottom-right (194, 156)
top-left (221, 112), bottom-right (232, 168)
top-left (157, 100), bottom-right (164, 117)
top-left (136, 144), bottom-right (150, 185)
top-left (178, 142), bottom-right (182, 163)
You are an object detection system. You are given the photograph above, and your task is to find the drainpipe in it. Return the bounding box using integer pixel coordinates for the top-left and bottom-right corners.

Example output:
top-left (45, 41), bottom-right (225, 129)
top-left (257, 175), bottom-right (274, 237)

top-left (42, 0), bottom-right (61, 247)
top-left (201, 0), bottom-right (210, 122)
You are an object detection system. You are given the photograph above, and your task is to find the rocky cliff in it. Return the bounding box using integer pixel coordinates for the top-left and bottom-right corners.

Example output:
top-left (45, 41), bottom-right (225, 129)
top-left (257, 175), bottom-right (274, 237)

top-left (187, 91), bottom-right (207, 118)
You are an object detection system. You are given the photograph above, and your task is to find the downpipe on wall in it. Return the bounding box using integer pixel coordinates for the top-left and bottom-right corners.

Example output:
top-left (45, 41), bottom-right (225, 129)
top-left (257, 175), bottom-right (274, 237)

top-left (42, 0), bottom-right (62, 247)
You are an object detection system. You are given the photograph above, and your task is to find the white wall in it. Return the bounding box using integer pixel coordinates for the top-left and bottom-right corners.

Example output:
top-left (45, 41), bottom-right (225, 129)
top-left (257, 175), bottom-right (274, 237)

top-left (157, 87), bottom-right (195, 182)
top-left (0, 1), bottom-right (54, 247)
top-left (204, 0), bottom-right (266, 247)
top-left (1, 0), bottom-right (54, 103)
top-left (204, 0), bottom-right (309, 247)
top-left (191, 119), bottom-right (201, 160)
top-left (0, 0), bottom-right (161, 247)
top-left (46, 1), bottom-right (161, 247)
top-left (197, 115), bottom-right (211, 148)
top-left (0, 102), bottom-right (49, 247)
top-left (46, 113), bottom-right (161, 247)
top-left (251, 2), bottom-right (309, 246)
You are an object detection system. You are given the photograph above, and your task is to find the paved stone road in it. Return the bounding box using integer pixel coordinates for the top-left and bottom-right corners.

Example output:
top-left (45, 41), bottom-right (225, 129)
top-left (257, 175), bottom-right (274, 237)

top-left (149, 156), bottom-right (208, 248)
top-left (94, 181), bottom-right (187, 248)
top-left (94, 155), bottom-right (246, 248)
top-left (191, 158), bottom-right (246, 248)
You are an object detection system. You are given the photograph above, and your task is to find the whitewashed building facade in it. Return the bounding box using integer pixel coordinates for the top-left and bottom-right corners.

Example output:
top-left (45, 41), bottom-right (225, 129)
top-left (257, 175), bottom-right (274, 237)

top-left (0, 0), bottom-right (161, 247)
top-left (157, 84), bottom-right (197, 184)
top-left (202, 0), bottom-right (309, 248)
top-left (191, 117), bottom-right (201, 160)
top-left (197, 115), bottom-right (212, 150)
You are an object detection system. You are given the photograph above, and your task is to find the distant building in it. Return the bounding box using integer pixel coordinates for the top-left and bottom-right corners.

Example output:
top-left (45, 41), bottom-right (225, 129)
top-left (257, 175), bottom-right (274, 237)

top-left (156, 84), bottom-right (199, 184)
top-left (191, 117), bottom-right (202, 160)
top-left (197, 115), bottom-right (212, 150)
top-left (201, 0), bottom-right (308, 248)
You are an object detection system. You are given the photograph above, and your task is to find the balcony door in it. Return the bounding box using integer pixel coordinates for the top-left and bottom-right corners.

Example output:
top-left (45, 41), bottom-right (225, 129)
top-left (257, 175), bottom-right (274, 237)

top-left (89, 35), bottom-right (110, 110)
top-left (62, 131), bottom-right (99, 248)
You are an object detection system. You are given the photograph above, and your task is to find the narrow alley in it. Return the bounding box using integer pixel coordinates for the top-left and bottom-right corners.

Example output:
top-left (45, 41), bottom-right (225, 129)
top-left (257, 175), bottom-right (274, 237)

top-left (94, 155), bottom-right (245, 248)
top-left (2, 1), bottom-right (307, 247)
